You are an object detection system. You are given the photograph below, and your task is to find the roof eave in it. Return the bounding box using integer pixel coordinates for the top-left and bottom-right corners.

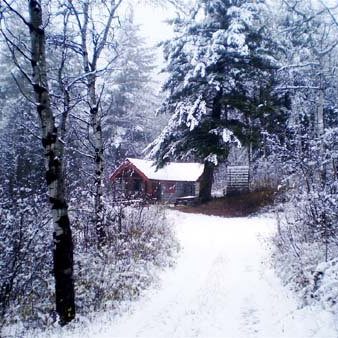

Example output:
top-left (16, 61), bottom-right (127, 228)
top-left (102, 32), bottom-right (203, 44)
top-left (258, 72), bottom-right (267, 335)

top-left (110, 159), bottom-right (150, 182)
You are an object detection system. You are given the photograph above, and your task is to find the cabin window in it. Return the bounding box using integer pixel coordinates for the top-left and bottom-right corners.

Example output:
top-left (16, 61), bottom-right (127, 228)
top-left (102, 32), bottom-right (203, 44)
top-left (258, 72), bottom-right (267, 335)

top-left (133, 179), bottom-right (142, 192)
top-left (164, 182), bottom-right (176, 193)
top-left (182, 182), bottom-right (194, 196)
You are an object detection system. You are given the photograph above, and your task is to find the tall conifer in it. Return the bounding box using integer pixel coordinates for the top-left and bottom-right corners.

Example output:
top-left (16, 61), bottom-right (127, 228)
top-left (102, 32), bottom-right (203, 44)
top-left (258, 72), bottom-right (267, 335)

top-left (149, 0), bottom-right (285, 201)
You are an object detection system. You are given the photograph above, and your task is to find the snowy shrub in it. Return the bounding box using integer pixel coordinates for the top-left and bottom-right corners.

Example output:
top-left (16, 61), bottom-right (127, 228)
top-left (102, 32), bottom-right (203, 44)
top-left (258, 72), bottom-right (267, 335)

top-left (310, 258), bottom-right (338, 312)
top-left (250, 157), bottom-right (282, 191)
top-left (273, 185), bottom-right (338, 309)
top-left (0, 192), bottom-right (54, 332)
top-left (273, 224), bottom-right (324, 293)
top-left (1, 198), bottom-right (178, 337)
top-left (72, 204), bottom-right (178, 315)
top-left (271, 124), bottom-right (338, 309)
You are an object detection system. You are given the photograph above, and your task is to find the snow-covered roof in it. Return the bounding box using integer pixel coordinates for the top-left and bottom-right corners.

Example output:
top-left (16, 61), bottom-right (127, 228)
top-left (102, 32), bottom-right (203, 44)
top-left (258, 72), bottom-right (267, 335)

top-left (127, 158), bottom-right (204, 182)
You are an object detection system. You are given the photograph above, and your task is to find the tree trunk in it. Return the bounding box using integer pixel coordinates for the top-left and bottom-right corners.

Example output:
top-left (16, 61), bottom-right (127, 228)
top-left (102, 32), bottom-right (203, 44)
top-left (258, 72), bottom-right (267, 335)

top-left (28, 0), bottom-right (75, 325)
top-left (78, 3), bottom-right (106, 244)
top-left (198, 92), bottom-right (220, 203)
top-left (199, 161), bottom-right (215, 203)
top-left (317, 72), bottom-right (326, 187)
top-left (88, 75), bottom-right (106, 243)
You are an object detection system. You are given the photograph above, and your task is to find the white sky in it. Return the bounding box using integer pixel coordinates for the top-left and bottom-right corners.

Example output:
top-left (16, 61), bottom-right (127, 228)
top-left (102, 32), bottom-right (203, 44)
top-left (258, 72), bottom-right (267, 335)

top-left (131, 3), bottom-right (177, 84)
top-left (133, 4), bottom-right (175, 47)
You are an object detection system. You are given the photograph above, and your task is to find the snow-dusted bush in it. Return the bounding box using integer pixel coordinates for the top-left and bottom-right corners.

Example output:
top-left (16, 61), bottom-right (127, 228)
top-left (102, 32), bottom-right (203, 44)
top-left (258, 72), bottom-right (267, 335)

top-left (309, 258), bottom-right (338, 312)
top-left (273, 182), bottom-right (338, 311)
top-left (273, 214), bottom-right (325, 293)
top-left (0, 192), bottom-right (54, 332)
top-left (1, 199), bottom-right (178, 337)
top-left (73, 204), bottom-right (178, 315)
top-left (250, 157), bottom-right (282, 191)
top-left (274, 217), bottom-right (338, 313)
top-left (270, 123), bottom-right (338, 316)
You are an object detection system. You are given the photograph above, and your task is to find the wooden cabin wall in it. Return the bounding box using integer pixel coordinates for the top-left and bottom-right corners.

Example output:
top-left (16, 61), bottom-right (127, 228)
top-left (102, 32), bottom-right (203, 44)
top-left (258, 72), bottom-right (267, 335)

top-left (159, 181), bottom-right (196, 201)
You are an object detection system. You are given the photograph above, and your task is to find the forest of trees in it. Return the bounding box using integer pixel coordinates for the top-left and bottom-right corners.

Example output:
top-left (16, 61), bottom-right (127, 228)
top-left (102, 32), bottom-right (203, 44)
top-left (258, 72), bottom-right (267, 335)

top-left (0, 0), bottom-right (176, 332)
top-left (1, 0), bottom-right (338, 336)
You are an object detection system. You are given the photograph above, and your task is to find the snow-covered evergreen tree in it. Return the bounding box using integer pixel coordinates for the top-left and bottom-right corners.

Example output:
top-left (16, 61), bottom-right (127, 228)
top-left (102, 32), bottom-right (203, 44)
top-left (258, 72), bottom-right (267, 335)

top-left (148, 0), bottom-right (285, 201)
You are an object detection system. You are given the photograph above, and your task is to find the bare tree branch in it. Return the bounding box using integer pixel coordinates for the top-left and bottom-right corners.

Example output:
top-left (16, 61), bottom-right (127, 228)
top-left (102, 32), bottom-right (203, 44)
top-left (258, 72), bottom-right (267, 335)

top-left (2, 0), bottom-right (31, 28)
top-left (11, 72), bottom-right (36, 105)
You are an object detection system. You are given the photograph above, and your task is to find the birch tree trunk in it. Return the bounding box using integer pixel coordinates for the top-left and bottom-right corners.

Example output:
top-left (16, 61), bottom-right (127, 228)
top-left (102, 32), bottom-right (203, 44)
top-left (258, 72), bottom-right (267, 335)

top-left (70, 0), bottom-right (123, 244)
top-left (76, 2), bottom-right (105, 243)
top-left (88, 72), bottom-right (105, 243)
top-left (317, 67), bottom-right (326, 186)
top-left (28, 0), bottom-right (75, 325)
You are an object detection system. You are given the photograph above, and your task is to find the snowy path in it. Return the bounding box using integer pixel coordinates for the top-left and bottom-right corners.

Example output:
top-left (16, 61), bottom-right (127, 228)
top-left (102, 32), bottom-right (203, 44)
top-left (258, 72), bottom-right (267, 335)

top-left (55, 212), bottom-right (337, 338)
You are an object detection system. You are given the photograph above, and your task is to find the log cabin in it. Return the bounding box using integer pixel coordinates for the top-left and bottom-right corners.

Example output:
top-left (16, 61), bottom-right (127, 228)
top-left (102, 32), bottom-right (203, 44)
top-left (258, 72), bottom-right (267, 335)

top-left (110, 158), bottom-right (205, 202)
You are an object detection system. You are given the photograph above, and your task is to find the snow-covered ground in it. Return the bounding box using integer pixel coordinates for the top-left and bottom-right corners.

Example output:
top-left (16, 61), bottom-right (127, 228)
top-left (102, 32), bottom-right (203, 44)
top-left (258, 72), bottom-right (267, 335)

top-left (41, 211), bottom-right (337, 338)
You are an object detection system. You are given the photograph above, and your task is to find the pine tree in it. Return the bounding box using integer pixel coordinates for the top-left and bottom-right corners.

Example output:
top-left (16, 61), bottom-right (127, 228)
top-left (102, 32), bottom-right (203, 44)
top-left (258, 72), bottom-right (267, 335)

top-left (148, 0), bottom-right (284, 201)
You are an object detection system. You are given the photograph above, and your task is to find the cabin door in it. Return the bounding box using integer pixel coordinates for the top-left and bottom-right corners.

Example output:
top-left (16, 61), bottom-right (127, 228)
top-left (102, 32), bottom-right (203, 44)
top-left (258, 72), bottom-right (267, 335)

top-left (182, 182), bottom-right (194, 196)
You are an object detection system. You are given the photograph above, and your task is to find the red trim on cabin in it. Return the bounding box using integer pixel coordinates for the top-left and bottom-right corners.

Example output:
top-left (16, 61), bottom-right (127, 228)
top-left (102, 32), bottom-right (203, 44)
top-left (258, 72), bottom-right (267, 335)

top-left (110, 159), bottom-right (149, 182)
